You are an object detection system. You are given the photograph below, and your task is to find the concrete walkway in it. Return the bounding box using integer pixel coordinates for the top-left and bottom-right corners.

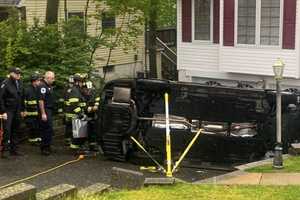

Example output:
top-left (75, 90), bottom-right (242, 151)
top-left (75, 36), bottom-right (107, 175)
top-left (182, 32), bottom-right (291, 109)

top-left (198, 172), bottom-right (300, 185)
top-left (195, 155), bottom-right (300, 185)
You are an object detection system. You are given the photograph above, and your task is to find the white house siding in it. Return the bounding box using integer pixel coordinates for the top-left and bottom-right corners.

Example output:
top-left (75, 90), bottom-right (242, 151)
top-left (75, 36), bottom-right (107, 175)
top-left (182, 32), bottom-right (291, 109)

top-left (57, 0), bottom-right (99, 36)
top-left (178, 43), bottom-right (219, 72)
top-left (23, 0), bottom-right (47, 25)
top-left (177, 0), bottom-right (220, 82)
top-left (219, 0), bottom-right (300, 79)
top-left (219, 47), bottom-right (298, 78)
top-left (24, 0), bottom-right (144, 79)
top-left (178, 0), bottom-right (300, 88)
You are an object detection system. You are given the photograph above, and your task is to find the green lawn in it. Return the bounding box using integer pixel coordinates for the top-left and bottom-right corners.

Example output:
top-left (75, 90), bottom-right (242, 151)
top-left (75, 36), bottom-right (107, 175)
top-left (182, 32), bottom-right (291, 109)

top-left (74, 184), bottom-right (300, 200)
top-left (68, 156), bottom-right (300, 200)
top-left (247, 156), bottom-right (300, 173)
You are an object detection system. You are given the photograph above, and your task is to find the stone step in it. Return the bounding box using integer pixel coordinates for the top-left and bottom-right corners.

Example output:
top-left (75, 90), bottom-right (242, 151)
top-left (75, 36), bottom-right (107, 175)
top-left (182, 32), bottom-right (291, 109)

top-left (111, 167), bottom-right (145, 189)
top-left (144, 177), bottom-right (175, 186)
top-left (0, 182), bottom-right (113, 200)
top-left (0, 183), bottom-right (36, 200)
top-left (78, 183), bottom-right (111, 197)
top-left (289, 143), bottom-right (300, 155)
top-left (36, 184), bottom-right (77, 200)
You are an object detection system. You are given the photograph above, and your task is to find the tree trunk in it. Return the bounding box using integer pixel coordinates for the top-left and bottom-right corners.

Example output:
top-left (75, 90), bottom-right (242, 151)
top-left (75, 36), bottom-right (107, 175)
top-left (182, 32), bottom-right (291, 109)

top-left (46, 0), bottom-right (60, 24)
top-left (148, 0), bottom-right (158, 78)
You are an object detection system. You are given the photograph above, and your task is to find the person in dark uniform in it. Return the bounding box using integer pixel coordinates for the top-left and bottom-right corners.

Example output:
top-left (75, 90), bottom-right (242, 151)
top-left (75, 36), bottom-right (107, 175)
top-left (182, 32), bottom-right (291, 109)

top-left (24, 73), bottom-right (41, 145)
top-left (0, 67), bottom-right (25, 158)
top-left (62, 75), bottom-right (75, 146)
top-left (82, 80), bottom-right (100, 151)
top-left (38, 71), bottom-right (55, 156)
top-left (64, 73), bottom-right (86, 149)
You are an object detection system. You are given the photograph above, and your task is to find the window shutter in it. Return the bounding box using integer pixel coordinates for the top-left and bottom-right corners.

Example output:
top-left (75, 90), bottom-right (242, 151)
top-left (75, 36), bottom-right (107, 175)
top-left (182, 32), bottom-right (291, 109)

top-left (223, 0), bottom-right (234, 46)
top-left (283, 0), bottom-right (296, 49)
top-left (213, 0), bottom-right (220, 44)
top-left (182, 0), bottom-right (192, 42)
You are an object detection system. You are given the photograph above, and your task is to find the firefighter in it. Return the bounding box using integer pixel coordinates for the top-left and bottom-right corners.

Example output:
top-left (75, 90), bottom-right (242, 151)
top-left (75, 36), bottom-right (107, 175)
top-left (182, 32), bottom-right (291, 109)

top-left (82, 80), bottom-right (100, 151)
top-left (0, 67), bottom-right (25, 157)
top-left (64, 73), bottom-right (86, 149)
top-left (81, 73), bottom-right (88, 88)
top-left (24, 73), bottom-right (41, 145)
top-left (38, 71), bottom-right (55, 156)
top-left (63, 75), bottom-right (75, 145)
top-left (57, 97), bottom-right (64, 114)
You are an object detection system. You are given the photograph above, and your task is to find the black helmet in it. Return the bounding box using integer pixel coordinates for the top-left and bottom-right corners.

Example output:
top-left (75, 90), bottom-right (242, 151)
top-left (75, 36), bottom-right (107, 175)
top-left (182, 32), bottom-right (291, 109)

top-left (73, 73), bottom-right (82, 82)
top-left (9, 67), bottom-right (21, 74)
top-left (31, 73), bottom-right (41, 81)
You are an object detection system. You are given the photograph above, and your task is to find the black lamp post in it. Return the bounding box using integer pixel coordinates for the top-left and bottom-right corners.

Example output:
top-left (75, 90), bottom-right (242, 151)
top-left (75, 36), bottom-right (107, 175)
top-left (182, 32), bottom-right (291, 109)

top-left (272, 58), bottom-right (285, 169)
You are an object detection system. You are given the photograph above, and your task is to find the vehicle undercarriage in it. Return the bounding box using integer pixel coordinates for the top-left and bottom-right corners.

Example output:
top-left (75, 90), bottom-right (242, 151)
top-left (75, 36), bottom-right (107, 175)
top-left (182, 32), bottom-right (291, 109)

top-left (97, 78), bottom-right (300, 164)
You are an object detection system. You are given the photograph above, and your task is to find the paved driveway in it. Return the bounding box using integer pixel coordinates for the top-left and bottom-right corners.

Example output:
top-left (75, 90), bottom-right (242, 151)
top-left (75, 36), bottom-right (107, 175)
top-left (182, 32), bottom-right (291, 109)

top-left (0, 136), bottom-right (229, 191)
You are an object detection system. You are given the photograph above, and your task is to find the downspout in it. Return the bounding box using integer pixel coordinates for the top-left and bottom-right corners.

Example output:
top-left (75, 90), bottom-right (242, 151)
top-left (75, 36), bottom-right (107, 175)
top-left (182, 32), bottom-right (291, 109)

top-left (84, 0), bottom-right (90, 33)
top-left (64, 0), bottom-right (67, 21)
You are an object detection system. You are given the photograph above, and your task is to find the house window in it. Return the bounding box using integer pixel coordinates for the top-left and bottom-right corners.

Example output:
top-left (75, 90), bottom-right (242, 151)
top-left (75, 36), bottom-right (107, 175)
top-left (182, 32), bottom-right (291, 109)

top-left (194, 0), bottom-right (211, 40)
top-left (68, 12), bottom-right (84, 32)
top-left (260, 0), bottom-right (280, 45)
top-left (103, 65), bottom-right (115, 73)
top-left (68, 12), bottom-right (84, 19)
top-left (237, 0), bottom-right (256, 44)
top-left (102, 13), bottom-right (116, 29)
top-left (0, 12), bottom-right (8, 21)
top-left (0, 8), bottom-right (9, 21)
top-left (237, 0), bottom-right (281, 46)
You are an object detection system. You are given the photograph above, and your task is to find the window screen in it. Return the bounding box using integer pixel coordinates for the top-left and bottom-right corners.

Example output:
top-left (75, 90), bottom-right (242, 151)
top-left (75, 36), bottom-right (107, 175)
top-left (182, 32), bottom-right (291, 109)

top-left (237, 0), bottom-right (256, 44)
top-left (0, 8), bottom-right (8, 21)
top-left (102, 13), bottom-right (116, 29)
top-left (194, 0), bottom-right (211, 40)
top-left (68, 12), bottom-right (84, 32)
top-left (68, 12), bottom-right (84, 19)
top-left (260, 0), bottom-right (280, 45)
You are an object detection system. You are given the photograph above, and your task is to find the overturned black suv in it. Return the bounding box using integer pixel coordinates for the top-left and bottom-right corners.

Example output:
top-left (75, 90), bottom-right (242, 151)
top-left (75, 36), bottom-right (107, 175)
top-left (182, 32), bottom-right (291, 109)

top-left (97, 78), bottom-right (300, 163)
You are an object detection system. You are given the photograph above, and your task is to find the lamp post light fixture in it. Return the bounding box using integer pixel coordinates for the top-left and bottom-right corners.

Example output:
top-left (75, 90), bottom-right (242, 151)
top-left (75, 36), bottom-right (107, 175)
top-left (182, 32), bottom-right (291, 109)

top-left (273, 59), bottom-right (285, 81)
top-left (272, 58), bottom-right (285, 169)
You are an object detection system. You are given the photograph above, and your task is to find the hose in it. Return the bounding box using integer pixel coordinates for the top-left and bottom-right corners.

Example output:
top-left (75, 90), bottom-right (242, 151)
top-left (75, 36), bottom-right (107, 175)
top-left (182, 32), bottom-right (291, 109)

top-left (0, 155), bottom-right (85, 189)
